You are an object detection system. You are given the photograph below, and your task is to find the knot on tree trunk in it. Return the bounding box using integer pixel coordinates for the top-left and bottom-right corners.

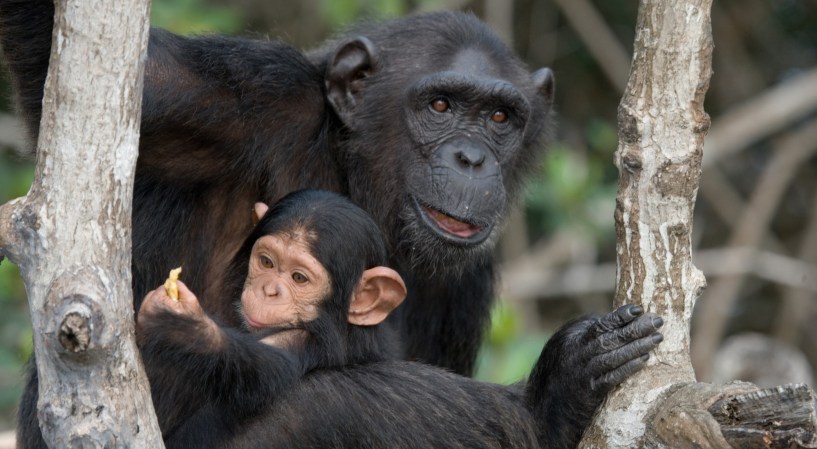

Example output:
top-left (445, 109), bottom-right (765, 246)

top-left (52, 295), bottom-right (98, 359)
top-left (621, 153), bottom-right (643, 173)
top-left (59, 308), bottom-right (92, 353)
top-left (46, 269), bottom-right (111, 361)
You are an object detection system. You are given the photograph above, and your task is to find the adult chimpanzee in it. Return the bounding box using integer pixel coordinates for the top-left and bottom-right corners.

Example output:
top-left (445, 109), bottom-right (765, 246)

top-left (137, 189), bottom-right (664, 449)
top-left (0, 2), bottom-right (554, 446)
top-left (0, 1), bottom-right (548, 375)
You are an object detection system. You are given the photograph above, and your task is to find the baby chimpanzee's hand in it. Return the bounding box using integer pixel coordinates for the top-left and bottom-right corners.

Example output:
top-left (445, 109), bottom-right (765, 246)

top-left (139, 281), bottom-right (205, 323)
top-left (136, 281), bottom-right (221, 347)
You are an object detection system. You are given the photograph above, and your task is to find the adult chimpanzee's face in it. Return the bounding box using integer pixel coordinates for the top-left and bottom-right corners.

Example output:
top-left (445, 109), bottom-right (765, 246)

top-left (403, 49), bottom-right (532, 248)
top-left (240, 232), bottom-right (330, 331)
top-left (326, 33), bottom-right (553, 275)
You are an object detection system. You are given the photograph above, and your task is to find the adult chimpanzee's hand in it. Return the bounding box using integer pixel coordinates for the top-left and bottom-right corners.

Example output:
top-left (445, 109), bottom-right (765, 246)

top-left (568, 304), bottom-right (663, 393)
top-left (526, 304), bottom-right (663, 449)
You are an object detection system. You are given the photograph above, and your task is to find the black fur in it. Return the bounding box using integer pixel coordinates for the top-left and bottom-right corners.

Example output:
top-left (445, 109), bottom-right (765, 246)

top-left (1, 3), bottom-right (662, 448)
top-left (0, 1), bottom-right (552, 380)
top-left (137, 190), bottom-right (664, 449)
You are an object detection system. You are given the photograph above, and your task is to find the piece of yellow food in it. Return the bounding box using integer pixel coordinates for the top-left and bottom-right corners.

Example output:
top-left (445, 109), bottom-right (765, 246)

top-left (164, 267), bottom-right (182, 301)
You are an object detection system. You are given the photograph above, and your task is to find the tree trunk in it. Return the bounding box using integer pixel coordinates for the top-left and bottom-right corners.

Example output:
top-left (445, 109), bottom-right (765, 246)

top-left (0, 0), bottom-right (163, 447)
top-left (578, 0), bottom-right (817, 447)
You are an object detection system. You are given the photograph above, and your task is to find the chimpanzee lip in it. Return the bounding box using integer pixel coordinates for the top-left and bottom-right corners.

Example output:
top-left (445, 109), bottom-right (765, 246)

top-left (243, 314), bottom-right (266, 331)
top-left (411, 197), bottom-right (493, 246)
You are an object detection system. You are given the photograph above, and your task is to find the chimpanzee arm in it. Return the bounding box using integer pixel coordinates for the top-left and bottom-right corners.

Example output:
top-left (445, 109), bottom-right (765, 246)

top-left (137, 310), bottom-right (303, 435)
top-left (525, 305), bottom-right (664, 449)
top-left (137, 30), bottom-right (325, 180)
top-left (0, 0), bottom-right (324, 170)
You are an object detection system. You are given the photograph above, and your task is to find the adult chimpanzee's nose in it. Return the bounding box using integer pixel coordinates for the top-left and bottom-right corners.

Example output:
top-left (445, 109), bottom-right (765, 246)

top-left (456, 146), bottom-right (486, 168)
top-left (439, 138), bottom-right (494, 175)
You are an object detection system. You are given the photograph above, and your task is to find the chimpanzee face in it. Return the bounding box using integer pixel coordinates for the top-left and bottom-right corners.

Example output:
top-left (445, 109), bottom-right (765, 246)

top-left (239, 231), bottom-right (330, 331)
top-left (326, 30), bottom-right (553, 277)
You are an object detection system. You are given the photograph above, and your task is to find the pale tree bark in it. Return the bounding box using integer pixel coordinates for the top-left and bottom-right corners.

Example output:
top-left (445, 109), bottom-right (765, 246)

top-left (578, 0), bottom-right (817, 448)
top-left (0, 0), bottom-right (163, 447)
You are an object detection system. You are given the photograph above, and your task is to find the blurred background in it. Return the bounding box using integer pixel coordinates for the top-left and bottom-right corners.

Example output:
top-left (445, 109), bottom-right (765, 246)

top-left (1, 0), bottom-right (816, 435)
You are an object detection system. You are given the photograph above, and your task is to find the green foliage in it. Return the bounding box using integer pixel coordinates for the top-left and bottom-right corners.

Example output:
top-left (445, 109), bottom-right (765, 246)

top-left (319, 0), bottom-right (408, 28)
top-left (151, 0), bottom-right (242, 35)
top-left (474, 303), bottom-right (549, 384)
top-left (0, 152), bottom-right (33, 429)
top-left (524, 119), bottom-right (619, 244)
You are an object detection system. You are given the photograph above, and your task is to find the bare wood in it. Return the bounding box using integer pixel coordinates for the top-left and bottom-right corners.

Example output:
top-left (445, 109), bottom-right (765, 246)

top-left (578, 0), bottom-right (713, 445)
top-left (575, 1), bottom-right (817, 447)
top-left (709, 384), bottom-right (817, 448)
top-left (0, 0), bottom-right (162, 447)
top-left (642, 382), bottom-right (817, 448)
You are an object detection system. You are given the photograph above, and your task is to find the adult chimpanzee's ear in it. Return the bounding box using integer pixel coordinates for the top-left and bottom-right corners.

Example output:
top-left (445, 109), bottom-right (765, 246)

top-left (532, 67), bottom-right (555, 110)
top-left (252, 202), bottom-right (269, 225)
top-left (348, 266), bottom-right (406, 326)
top-left (326, 36), bottom-right (377, 126)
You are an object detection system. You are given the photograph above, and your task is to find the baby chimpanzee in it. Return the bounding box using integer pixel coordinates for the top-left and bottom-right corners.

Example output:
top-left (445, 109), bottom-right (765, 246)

top-left (137, 189), bottom-right (664, 449)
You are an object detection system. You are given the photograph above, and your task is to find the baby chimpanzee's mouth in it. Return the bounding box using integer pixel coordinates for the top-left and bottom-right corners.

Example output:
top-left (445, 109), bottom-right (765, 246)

top-left (424, 207), bottom-right (482, 238)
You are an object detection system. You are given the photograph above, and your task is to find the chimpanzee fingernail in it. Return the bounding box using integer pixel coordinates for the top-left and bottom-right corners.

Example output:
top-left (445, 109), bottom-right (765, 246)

top-left (652, 317), bottom-right (664, 328)
top-left (630, 305), bottom-right (643, 316)
top-left (652, 333), bottom-right (664, 344)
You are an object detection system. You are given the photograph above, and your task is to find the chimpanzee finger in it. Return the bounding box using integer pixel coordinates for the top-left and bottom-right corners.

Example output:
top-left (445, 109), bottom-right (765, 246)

top-left (590, 353), bottom-right (650, 393)
top-left (588, 332), bottom-right (663, 379)
top-left (584, 304), bottom-right (644, 341)
top-left (592, 313), bottom-right (664, 353)
top-left (140, 289), bottom-right (162, 311)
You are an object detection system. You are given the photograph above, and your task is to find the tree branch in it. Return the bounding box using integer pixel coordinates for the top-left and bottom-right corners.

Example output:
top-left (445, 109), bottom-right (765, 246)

top-left (0, 0), bottom-right (164, 446)
top-left (577, 1), bottom-right (817, 447)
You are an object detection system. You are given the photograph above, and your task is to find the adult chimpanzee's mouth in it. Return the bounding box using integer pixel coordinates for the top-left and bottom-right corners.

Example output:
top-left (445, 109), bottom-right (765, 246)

top-left (424, 207), bottom-right (482, 238)
top-left (412, 198), bottom-right (493, 246)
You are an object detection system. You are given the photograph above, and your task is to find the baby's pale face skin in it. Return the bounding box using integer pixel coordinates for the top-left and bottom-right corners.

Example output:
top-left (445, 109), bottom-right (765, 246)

top-left (240, 232), bottom-right (330, 331)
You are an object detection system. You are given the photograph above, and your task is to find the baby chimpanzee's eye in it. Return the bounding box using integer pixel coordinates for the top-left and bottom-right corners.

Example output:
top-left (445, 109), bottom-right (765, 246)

top-left (259, 255), bottom-right (274, 269)
top-left (292, 272), bottom-right (308, 284)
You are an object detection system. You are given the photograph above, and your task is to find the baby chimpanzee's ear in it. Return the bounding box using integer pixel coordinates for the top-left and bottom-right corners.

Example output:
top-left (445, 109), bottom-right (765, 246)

top-left (348, 266), bottom-right (406, 326)
top-left (252, 202), bottom-right (270, 225)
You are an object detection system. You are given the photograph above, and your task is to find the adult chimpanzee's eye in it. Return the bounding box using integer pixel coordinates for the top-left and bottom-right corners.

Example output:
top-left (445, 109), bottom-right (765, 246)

top-left (292, 272), bottom-right (308, 284)
top-left (430, 97), bottom-right (450, 113)
top-left (491, 109), bottom-right (509, 124)
top-left (259, 255), bottom-right (274, 269)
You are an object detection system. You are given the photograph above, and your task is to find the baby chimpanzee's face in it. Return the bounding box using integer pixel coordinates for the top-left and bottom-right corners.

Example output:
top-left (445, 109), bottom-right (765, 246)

top-left (240, 231), bottom-right (330, 331)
